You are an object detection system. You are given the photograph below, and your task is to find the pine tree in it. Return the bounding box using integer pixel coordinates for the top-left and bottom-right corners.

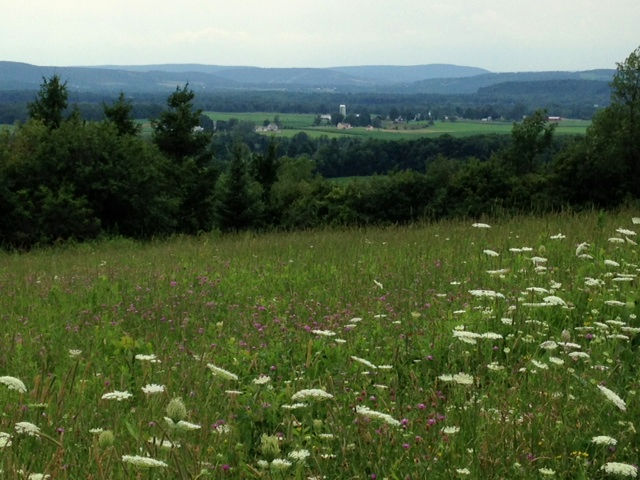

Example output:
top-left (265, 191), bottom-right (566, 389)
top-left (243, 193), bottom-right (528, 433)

top-left (28, 75), bottom-right (68, 129)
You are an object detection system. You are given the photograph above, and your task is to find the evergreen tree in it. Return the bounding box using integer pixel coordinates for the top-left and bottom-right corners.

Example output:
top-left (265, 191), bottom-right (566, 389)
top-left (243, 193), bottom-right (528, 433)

top-left (103, 92), bottom-right (141, 136)
top-left (152, 84), bottom-right (210, 160)
top-left (213, 142), bottom-right (264, 232)
top-left (28, 75), bottom-right (68, 129)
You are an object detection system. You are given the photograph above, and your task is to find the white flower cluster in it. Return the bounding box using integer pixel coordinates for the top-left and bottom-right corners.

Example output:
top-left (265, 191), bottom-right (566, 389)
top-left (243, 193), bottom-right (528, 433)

top-left (14, 421), bottom-right (40, 437)
top-left (597, 385), bottom-right (627, 412)
top-left (141, 384), bottom-right (165, 395)
top-left (207, 364), bottom-right (238, 381)
top-left (101, 390), bottom-right (133, 401)
top-left (355, 405), bottom-right (401, 427)
top-left (122, 454), bottom-right (168, 468)
top-left (600, 462), bottom-right (637, 477)
top-left (350, 355), bottom-right (378, 369)
top-left (291, 388), bottom-right (333, 401)
top-left (0, 376), bottom-right (27, 393)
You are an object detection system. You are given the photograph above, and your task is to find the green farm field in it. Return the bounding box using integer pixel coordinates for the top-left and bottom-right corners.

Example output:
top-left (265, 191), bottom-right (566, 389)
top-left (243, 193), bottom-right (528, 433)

top-left (1, 211), bottom-right (639, 478)
top-left (202, 112), bottom-right (590, 139)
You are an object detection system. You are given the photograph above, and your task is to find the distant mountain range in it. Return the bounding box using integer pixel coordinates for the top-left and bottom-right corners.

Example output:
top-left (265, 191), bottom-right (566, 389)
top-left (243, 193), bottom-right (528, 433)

top-left (0, 61), bottom-right (615, 96)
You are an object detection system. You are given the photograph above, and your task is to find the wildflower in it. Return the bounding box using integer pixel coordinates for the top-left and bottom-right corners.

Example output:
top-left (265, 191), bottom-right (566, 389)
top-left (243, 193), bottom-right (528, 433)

top-left (487, 268), bottom-right (509, 275)
top-left (543, 295), bottom-right (567, 307)
top-left (609, 237), bottom-right (625, 243)
top-left (0, 376), bottom-right (27, 393)
top-left (472, 223), bottom-right (491, 228)
top-left (101, 390), bottom-right (133, 401)
top-left (141, 384), bottom-right (165, 395)
top-left (441, 426), bottom-right (460, 434)
top-left (166, 397), bottom-right (187, 422)
top-left (600, 462), bottom-right (637, 477)
top-left (207, 364), bottom-right (238, 381)
top-left (453, 330), bottom-right (480, 344)
top-left (592, 435), bottom-right (617, 446)
top-left (135, 354), bottom-right (160, 363)
top-left (356, 405), bottom-right (401, 427)
top-left (607, 334), bottom-right (630, 341)
top-left (526, 286), bottom-right (550, 294)
top-left (350, 356), bottom-right (378, 369)
top-left (597, 385), bottom-right (627, 411)
top-left (15, 421), bottom-right (40, 436)
top-left (481, 332), bottom-right (503, 340)
top-left (98, 430), bottom-right (115, 448)
top-left (164, 417), bottom-right (201, 431)
top-left (453, 373), bottom-right (474, 385)
top-left (253, 375), bottom-right (271, 385)
top-left (538, 468), bottom-right (556, 475)
top-left (576, 242), bottom-right (590, 256)
top-left (291, 388), bottom-right (333, 401)
top-left (213, 423), bottom-right (230, 434)
top-left (260, 433), bottom-right (281, 457)
top-left (605, 259), bottom-right (621, 268)
top-left (550, 233), bottom-right (565, 239)
top-left (531, 360), bottom-right (549, 370)
top-left (483, 249), bottom-right (499, 257)
top-left (0, 432), bottom-right (12, 448)
top-left (540, 340), bottom-right (558, 350)
top-left (312, 329), bottom-right (336, 337)
top-left (549, 357), bottom-right (565, 366)
top-left (288, 449), bottom-right (311, 463)
top-left (456, 468), bottom-right (471, 475)
top-left (374, 279), bottom-right (383, 289)
top-left (26, 474), bottom-right (50, 480)
top-left (469, 289), bottom-right (505, 299)
top-left (89, 428), bottom-right (104, 434)
top-left (605, 300), bottom-right (626, 307)
top-left (122, 455), bottom-right (168, 468)
top-left (569, 351), bottom-right (590, 360)
top-left (632, 217), bottom-right (640, 225)
top-left (148, 437), bottom-right (180, 449)
top-left (68, 349), bottom-right (82, 357)
top-left (615, 228), bottom-right (636, 236)
top-left (281, 403), bottom-right (307, 410)
top-left (487, 362), bottom-right (505, 371)
top-left (270, 458), bottom-right (292, 471)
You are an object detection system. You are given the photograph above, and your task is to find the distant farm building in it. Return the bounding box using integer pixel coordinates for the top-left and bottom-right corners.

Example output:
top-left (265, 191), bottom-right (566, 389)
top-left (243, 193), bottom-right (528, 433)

top-left (336, 122), bottom-right (352, 130)
top-left (255, 123), bottom-right (279, 132)
top-left (548, 116), bottom-right (562, 122)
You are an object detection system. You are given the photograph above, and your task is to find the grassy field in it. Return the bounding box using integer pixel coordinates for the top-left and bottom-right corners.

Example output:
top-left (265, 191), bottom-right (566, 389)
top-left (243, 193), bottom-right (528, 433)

top-left (3, 115), bottom-right (589, 141)
top-left (201, 112), bottom-right (590, 140)
top-left (1, 211), bottom-right (639, 479)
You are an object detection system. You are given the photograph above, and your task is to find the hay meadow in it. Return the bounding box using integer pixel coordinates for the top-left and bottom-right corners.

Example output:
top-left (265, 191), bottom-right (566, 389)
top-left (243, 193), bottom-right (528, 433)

top-left (1, 211), bottom-right (639, 479)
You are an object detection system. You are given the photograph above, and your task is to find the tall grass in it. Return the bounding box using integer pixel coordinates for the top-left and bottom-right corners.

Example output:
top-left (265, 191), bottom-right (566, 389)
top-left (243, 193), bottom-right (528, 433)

top-left (0, 211), bottom-right (638, 478)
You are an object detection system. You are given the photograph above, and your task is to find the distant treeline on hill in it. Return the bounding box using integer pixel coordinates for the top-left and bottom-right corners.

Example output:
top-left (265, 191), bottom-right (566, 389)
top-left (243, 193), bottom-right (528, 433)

top-left (0, 79), bottom-right (609, 124)
top-left (0, 46), bottom-right (639, 249)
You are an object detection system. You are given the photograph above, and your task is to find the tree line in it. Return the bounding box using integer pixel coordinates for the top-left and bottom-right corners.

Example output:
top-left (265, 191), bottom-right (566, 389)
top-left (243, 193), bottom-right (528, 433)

top-left (1, 47), bottom-right (639, 249)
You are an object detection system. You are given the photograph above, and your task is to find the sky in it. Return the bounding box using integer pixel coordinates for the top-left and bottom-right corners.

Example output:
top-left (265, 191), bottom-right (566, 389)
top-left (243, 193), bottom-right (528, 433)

top-left (2, 0), bottom-right (639, 72)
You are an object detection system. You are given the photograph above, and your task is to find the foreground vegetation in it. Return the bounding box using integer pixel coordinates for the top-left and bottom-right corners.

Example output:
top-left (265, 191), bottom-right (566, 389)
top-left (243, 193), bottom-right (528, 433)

top-left (1, 211), bottom-right (639, 479)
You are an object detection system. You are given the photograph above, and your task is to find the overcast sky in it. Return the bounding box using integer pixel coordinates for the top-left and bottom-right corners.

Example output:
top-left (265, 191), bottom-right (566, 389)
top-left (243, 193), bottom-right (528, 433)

top-left (2, 0), bottom-right (639, 71)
